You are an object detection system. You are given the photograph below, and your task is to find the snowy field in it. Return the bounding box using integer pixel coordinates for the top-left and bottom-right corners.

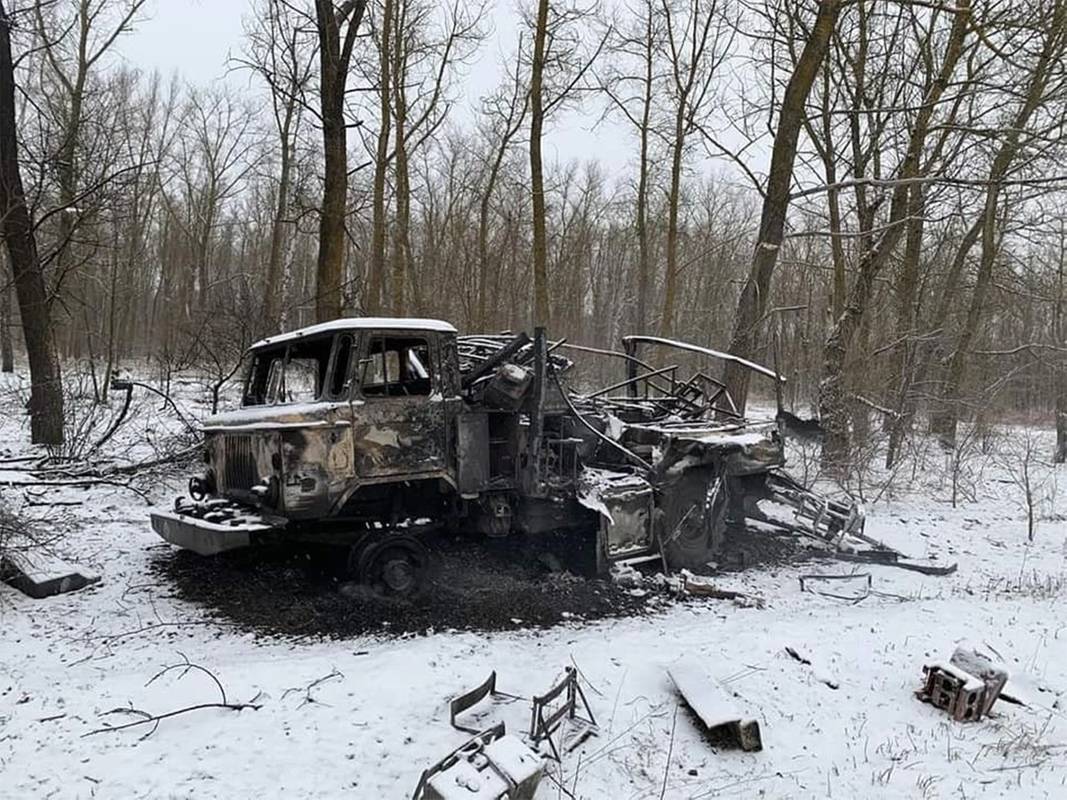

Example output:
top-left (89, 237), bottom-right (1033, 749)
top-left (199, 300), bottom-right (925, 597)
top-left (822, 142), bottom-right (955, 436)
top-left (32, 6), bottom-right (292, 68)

top-left (2, 367), bottom-right (1066, 799)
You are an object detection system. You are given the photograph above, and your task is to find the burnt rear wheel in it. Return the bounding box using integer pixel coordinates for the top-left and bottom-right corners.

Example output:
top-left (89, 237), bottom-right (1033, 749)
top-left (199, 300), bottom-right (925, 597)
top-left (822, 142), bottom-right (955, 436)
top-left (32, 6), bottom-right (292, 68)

top-left (350, 536), bottom-right (429, 598)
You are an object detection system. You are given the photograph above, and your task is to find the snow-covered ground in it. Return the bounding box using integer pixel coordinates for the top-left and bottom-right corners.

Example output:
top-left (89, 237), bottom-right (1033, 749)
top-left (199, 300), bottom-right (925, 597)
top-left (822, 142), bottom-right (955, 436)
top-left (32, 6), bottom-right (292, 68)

top-left (2, 368), bottom-right (1066, 799)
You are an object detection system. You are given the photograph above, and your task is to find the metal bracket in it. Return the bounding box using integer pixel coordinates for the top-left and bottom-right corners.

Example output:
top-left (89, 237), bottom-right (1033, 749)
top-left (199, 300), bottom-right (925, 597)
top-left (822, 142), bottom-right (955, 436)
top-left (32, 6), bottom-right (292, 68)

top-left (529, 667), bottom-right (598, 761)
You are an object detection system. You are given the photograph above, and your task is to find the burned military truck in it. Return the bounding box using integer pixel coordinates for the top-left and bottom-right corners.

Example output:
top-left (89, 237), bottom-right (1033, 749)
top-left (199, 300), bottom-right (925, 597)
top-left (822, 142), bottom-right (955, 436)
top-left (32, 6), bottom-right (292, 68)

top-left (152, 317), bottom-right (894, 596)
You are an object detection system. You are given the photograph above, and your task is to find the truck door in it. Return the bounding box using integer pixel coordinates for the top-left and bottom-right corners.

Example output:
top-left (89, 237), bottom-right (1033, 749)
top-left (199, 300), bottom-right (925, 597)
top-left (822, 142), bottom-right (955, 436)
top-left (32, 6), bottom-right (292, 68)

top-left (352, 331), bottom-right (449, 480)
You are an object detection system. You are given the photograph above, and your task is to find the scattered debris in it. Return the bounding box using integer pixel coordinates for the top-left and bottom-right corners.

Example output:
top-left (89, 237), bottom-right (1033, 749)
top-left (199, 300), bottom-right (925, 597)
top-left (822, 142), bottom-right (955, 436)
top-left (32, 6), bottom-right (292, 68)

top-left (832, 551), bottom-right (958, 576)
top-left (448, 667), bottom-right (598, 761)
top-left (784, 646), bottom-right (840, 690)
top-left (1, 548), bottom-right (100, 599)
top-left (667, 658), bottom-right (763, 752)
top-left (799, 572), bottom-right (872, 602)
top-left (682, 572), bottom-right (765, 608)
top-left (450, 671), bottom-right (521, 734)
top-left (82, 655), bottom-right (262, 740)
top-left (917, 645), bottom-right (1009, 721)
top-left (413, 723), bottom-right (545, 800)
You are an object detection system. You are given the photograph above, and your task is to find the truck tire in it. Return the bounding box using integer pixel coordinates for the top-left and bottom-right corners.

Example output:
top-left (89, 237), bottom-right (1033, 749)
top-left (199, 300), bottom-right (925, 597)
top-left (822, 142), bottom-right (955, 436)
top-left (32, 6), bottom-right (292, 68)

top-left (660, 480), bottom-right (728, 572)
top-left (349, 535), bottom-right (429, 599)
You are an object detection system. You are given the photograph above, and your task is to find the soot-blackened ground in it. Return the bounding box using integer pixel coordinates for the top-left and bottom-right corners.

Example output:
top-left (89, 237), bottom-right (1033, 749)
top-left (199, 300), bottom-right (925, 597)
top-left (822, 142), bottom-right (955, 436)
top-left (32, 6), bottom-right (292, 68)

top-left (152, 531), bottom-right (666, 639)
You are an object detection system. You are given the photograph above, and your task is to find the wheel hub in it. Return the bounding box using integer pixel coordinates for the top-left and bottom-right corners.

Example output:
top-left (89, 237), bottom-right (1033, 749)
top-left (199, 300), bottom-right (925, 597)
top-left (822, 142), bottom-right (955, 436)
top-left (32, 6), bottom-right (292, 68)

top-left (381, 557), bottom-right (416, 593)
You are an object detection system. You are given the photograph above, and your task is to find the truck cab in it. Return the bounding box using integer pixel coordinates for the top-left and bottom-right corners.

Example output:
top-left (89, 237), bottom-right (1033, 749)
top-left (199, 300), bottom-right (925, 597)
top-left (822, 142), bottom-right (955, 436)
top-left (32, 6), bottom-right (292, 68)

top-left (202, 317), bottom-right (461, 520)
top-left (152, 318), bottom-right (466, 584)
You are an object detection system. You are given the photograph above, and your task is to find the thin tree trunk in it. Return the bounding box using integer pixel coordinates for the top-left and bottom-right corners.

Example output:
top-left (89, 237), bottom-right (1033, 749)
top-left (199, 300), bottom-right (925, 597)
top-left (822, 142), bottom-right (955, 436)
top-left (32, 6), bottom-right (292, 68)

top-left (0, 2), bottom-right (64, 444)
top-left (368, 0), bottom-right (393, 315)
top-left (390, 9), bottom-right (409, 317)
top-left (264, 112), bottom-right (293, 328)
top-left (660, 111), bottom-right (684, 337)
top-left (1, 250), bottom-right (13, 372)
top-left (529, 0), bottom-right (551, 327)
top-left (633, 4), bottom-right (654, 333)
top-left (1056, 217), bottom-right (1066, 463)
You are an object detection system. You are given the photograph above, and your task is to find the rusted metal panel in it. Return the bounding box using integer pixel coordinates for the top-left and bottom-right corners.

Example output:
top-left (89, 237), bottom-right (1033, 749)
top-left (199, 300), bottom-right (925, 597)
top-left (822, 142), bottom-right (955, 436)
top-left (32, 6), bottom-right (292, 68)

top-left (456, 412), bottom-right (489, 496)
top-left (350, 397), bottom-right (448, 481)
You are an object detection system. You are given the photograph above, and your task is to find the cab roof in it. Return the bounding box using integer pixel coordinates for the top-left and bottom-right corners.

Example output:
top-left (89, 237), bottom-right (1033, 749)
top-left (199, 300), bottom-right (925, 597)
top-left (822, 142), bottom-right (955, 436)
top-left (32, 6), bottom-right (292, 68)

top-left (250, 317), bottom-right (457, 350)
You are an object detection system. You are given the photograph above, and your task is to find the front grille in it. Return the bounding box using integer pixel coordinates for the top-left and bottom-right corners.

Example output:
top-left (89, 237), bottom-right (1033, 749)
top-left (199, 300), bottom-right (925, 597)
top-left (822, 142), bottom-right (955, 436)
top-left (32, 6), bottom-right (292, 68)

top-left (222, 435), bottom-right (257, 491)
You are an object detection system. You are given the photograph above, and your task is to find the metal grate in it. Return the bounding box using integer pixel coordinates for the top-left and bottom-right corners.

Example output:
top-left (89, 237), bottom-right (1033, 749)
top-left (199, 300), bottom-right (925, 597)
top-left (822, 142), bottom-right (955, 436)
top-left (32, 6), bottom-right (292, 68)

top-left (222, 435), bottom-right (257, 491)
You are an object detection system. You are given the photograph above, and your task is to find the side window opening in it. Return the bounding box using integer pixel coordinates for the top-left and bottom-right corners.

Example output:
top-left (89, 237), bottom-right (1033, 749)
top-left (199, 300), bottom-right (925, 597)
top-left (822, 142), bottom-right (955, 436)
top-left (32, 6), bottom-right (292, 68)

top-left (281, 336), bottom-right (333, 403)
top-left (330, 334), bottom-right (355, 398)
top-left (243, 347), bottom-right (286, 406)
top-left (360, 336), bottom-right (433, 397)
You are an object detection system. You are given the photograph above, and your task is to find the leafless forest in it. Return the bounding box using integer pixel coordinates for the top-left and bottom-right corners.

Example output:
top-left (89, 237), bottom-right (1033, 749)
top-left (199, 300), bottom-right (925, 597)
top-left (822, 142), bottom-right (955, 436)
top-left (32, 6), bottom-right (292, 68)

top-left (1, 0), bottom-right (1065, 469)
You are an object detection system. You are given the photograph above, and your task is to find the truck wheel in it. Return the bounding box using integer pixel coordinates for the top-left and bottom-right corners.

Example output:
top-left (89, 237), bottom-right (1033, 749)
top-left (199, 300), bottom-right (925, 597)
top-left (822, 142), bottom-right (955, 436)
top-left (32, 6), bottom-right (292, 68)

top-left (660, 482), bottom-right (728, 572)
top-left (351, 536), bottom-right (428, 598)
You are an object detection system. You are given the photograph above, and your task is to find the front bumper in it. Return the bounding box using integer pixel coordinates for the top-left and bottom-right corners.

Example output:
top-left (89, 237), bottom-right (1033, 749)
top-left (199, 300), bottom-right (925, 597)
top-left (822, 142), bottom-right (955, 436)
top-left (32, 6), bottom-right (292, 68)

top-left (150, 501), bottom-right (278, 556)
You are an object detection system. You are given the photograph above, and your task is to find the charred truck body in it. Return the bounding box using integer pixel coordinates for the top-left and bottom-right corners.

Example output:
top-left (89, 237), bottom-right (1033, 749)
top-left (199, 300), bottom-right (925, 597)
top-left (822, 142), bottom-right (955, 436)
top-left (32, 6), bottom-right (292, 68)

top-left (152, 318), bottom-right (879, 595)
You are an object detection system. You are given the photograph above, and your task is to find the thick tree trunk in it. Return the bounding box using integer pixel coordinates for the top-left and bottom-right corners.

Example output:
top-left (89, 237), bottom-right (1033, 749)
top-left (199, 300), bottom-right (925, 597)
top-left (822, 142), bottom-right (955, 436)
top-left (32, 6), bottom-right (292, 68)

top-left (314, 0), bottom-right (367, 323)
top-left (885, 186), bottom-right (926, 467)
top-left (390, 3), bottom-right (412, 318)
top-left (722, 0), bottom-right (841, 411)
top-left (529, 0), bottom-right (551, 327)
top-left (0, 3), bottom-right (64, 444)
top-left (317, 105), bottom-right (347, 322)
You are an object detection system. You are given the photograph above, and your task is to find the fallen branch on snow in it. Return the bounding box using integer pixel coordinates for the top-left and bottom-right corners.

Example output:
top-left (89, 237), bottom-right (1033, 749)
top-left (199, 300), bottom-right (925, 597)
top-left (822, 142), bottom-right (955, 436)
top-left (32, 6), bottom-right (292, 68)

top-left (82, 653), bottom-right (261, 740)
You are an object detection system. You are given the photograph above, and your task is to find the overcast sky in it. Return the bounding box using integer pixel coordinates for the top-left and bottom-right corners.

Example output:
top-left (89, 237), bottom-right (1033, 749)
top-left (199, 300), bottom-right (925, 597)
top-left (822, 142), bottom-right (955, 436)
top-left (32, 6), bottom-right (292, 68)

top-left (114, 0), bottom-right (636, 172)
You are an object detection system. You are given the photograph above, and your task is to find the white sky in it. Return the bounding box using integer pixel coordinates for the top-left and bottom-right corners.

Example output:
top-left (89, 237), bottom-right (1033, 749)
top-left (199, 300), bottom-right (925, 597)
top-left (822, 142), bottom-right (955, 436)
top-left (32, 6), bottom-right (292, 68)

top-left (115, 0), bottom-right (635, 172)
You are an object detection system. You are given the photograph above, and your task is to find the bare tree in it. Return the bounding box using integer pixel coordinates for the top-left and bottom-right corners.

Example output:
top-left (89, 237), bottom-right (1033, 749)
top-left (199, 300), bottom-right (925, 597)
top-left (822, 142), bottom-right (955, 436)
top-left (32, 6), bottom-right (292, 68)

top-left (32, 0), bottom-right (150, 354)
top-left (934, 0), bottom-right (1067, 447)
top-left (387, 0), bottom-right (483, 315)
top-left (656, 0), bottom-right (733, 337)
top-left (240, 0), bottom-right (316, 331)
top-left (313, 0), bottom-right (368, 322)
top-left (722, 0), bottom-right (841, 411)
top-left (817, 1), bottom-right (972, 470)
top-left (475, 44), bottom-right (528, 330)
top-left (527, 0), bottom-right (606, 327)
top-left (365, 0), bottom-right (393, 314)
top-left (0, 0), bottom-right (64, 443)
top-left (599, 1), bottom-right (660, 332)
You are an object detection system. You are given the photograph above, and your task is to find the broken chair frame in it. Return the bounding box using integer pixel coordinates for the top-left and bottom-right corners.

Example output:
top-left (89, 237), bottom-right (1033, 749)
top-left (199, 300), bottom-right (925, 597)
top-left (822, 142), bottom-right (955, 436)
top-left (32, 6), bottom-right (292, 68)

top-left (449, 670), bottom-right (523, 734)
top-left (528, 666), bottom-right (598, 761)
